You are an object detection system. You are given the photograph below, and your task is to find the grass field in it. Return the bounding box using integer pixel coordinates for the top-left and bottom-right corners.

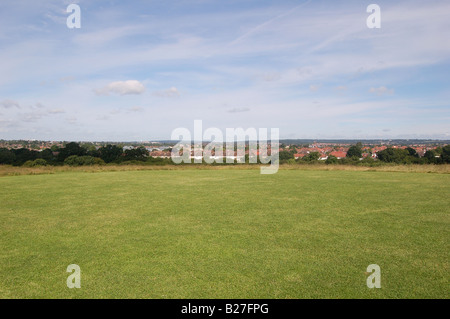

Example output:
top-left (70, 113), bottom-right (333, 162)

top-left (0, 168), bottom-right (449, 298)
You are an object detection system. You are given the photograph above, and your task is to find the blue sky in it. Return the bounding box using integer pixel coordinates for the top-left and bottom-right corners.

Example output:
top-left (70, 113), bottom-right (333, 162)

top-left (0, 0), bottom-right (449, 141)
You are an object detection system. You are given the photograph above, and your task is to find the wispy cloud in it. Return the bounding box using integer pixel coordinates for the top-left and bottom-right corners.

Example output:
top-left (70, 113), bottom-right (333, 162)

top-left (0, 0), bottom-right (448, 140)
top-left (229, 0), bottom-right (312, 45)
top-left (227, 107), bottom-right (250, 113)
top-left (369, 86), bottom-right (394, 96)
top-left (47, 108), bottom-right (65, 114)
top-left (128, 106), bottom-right (144, 112)
top-left (66, 116), bottom-right (77, 124)
top-left (21, 111), bottom-right (45, 123)
top-left (309, 85), bottom-right (320, 92)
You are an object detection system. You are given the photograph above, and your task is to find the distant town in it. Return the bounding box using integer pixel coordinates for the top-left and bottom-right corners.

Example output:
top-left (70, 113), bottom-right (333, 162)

top-left (1, 139), bottom-right (449, 163)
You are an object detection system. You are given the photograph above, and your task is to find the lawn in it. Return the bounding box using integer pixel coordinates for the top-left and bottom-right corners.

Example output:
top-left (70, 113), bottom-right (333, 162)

top-left (0, 168), bottom-right (448, 298)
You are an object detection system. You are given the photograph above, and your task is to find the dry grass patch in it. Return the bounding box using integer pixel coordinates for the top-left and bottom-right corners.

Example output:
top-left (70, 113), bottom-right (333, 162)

top-left (1, 163), bottom-right (449, 177)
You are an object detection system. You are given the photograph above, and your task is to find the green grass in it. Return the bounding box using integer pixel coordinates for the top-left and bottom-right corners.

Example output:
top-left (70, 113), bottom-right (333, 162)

top-left (0, 169), bottom-right (448, 298)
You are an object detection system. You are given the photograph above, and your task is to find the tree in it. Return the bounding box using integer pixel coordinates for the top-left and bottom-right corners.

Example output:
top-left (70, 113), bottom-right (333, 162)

top-left (303, 152), bottom-right (320, 161)
top-left (424, 150), bottom-right (437, 164)
top-left (98, 145), bottom-right (123, 163)
top-left (39, 149), bottom-right (55, 162)
top-left (441, 145), bottom-right (450, 163)
top-left (50, 145), bottom-right (60, 152)
top-left (123, 147), bottom-right (149, 162)
top-left (376, 148), bottom-right (409, 163)
top-left (57, 142), bottom-right (86, 162)
top-left (406, 147), bottom-right (418, 157)
top-left (279, 150), bottom-right (295, 161)
top-left (12, 148), bottom-right (38, 166)
top-left (346, 145), bottom-right (362, 158)
top-left (84, 145), bottom-right (99, 157)
top-left (0, 148), bottom-right (15, 164)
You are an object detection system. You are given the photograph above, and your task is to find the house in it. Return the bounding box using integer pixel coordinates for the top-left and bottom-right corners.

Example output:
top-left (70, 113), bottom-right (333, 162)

top-left (330, 151), bottom-right (347, 159)
top-left (294, 153), bottom-right (306, 159)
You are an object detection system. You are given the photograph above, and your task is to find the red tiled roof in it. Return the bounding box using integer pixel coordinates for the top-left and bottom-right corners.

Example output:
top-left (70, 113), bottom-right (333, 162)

top-left (330, 151), bottom-right (347, 158)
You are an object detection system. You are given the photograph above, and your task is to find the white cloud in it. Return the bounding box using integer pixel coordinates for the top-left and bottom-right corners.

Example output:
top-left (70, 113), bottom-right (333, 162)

top-left (153, 87), bottom-right (180, 98)
top-left (95, 80), bottom-right (146, 96)
top-left (0, 99), bottom-right (20, 108)
top-left (369, 86), bottom-right (395, 96)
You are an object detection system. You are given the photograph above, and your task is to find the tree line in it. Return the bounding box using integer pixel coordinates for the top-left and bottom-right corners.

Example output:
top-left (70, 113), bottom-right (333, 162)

top-left (278, 144), bottom-right (450, 165)
top-left (0, 142), bottom-right (170, 167)
top-left (1, 142), bottom-right (449, 167)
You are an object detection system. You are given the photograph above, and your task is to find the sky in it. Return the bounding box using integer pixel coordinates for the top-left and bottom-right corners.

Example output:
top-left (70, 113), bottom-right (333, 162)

top-left (0, 0), bottom-right (449, 141)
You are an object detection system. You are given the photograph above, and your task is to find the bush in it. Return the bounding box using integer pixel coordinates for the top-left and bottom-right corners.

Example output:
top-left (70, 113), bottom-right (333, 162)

top-left (64, 155), bottom-right (102, 166)
top-left (338, 157), bottom-right (359, 165)
top-left (325, 155), bottom-right (338, 164)
top-left (23, 158), bottom-right (48, 167)
top-left (361, 156), bottom-right (375, 164)
top-left (146, 157), bottom-right (172, 166)
top-left (93, 157), bottom-right (106, 165)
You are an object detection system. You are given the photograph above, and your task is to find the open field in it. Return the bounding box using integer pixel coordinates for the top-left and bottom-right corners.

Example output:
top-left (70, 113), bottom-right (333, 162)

top-left (0, 168), bottom-right (449, 298)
